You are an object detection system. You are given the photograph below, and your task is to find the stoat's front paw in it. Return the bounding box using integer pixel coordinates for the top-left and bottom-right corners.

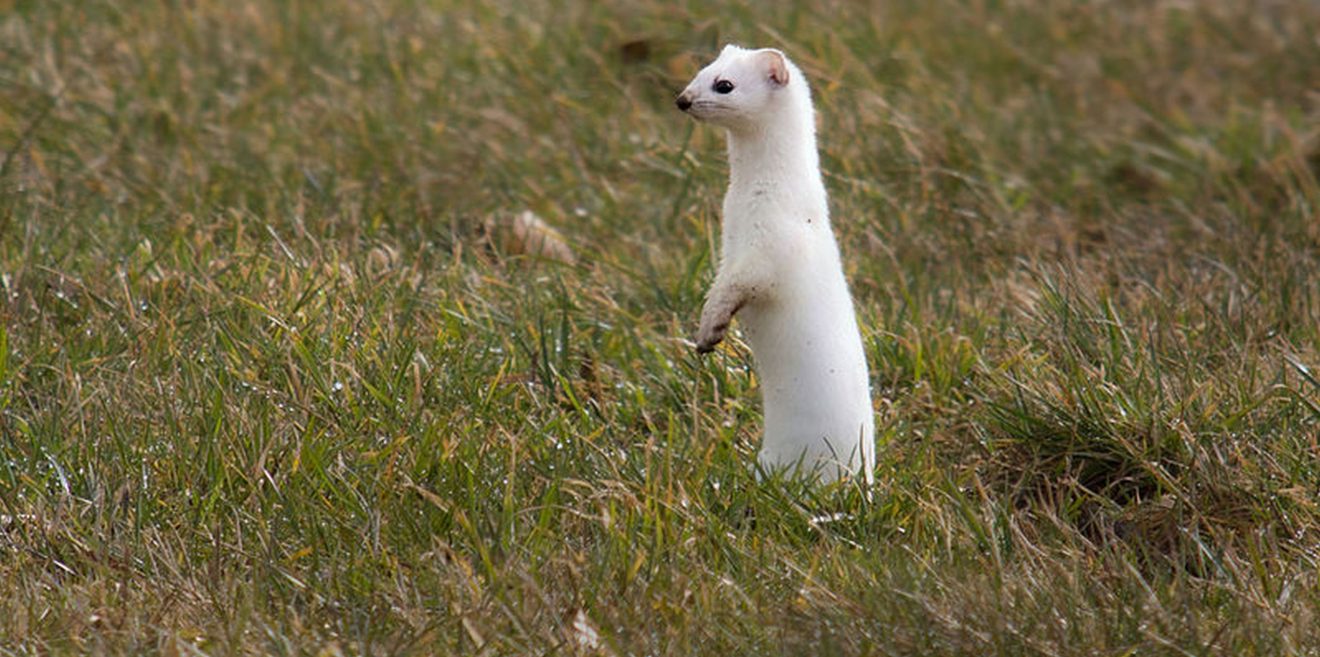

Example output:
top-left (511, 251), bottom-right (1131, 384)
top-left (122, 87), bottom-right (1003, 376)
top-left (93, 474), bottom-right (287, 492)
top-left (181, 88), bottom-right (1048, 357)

top-left (695, 318), bottom-right (730, 354)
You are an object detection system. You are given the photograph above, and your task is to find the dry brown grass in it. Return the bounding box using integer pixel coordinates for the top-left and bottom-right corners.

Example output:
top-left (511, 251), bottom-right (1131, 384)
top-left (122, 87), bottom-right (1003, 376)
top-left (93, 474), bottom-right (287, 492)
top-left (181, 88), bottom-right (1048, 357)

top-left (2, 0), bottom-right (1318, 654)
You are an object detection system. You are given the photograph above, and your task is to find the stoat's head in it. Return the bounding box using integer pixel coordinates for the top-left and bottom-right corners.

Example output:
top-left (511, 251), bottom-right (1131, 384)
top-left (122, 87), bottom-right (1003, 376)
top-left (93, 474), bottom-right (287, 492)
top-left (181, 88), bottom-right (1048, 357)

top-left (675, 45), bottom-right (804, 131)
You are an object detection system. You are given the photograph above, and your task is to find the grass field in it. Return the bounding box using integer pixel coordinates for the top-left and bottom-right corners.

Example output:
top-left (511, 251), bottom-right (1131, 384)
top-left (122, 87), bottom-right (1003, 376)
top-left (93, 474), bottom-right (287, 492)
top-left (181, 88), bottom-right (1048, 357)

top-left (2, 0), bottom-right (1320, 654)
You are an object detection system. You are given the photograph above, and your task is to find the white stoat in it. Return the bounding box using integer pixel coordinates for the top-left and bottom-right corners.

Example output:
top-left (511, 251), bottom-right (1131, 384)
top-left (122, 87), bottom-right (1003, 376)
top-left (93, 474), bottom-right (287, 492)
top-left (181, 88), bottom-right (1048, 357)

top-left (676, 45), bottom-right (874, 485)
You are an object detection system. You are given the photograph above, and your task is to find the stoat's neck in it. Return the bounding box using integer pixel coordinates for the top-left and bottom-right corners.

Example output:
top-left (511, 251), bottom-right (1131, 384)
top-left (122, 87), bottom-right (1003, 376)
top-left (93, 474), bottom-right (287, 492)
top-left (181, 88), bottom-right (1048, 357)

top-left (725, 101), bottom-right (821, 192)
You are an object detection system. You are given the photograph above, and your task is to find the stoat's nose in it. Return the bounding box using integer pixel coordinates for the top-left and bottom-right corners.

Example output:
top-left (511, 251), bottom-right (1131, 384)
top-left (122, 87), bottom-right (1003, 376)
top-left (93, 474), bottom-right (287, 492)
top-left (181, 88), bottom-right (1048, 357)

top-left (675, 94), bottom-right (692, 111)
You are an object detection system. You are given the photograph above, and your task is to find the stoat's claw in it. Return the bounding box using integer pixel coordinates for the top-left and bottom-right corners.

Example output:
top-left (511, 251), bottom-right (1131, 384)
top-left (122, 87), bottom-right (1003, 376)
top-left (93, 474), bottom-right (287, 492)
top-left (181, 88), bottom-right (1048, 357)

top-left (695, 321), bottom-right (728, 354)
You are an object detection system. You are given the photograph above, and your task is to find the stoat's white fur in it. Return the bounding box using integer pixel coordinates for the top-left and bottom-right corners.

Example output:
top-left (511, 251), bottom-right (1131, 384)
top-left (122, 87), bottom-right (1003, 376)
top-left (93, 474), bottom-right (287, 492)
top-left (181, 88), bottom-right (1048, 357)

top-left (677, 45), bottom-right (874, 484)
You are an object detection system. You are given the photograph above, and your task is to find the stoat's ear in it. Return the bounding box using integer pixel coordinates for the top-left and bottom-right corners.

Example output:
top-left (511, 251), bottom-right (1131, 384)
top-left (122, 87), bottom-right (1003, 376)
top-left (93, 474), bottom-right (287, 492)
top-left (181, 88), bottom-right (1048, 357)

top-left (759, 49), bottom-right (789, 87)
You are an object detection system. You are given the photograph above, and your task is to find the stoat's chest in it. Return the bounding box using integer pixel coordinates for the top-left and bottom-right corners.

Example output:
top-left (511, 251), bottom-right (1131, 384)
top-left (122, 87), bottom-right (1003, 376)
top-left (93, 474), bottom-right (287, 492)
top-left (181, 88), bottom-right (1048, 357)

top-left (721, 180), bottom-right (829, 258)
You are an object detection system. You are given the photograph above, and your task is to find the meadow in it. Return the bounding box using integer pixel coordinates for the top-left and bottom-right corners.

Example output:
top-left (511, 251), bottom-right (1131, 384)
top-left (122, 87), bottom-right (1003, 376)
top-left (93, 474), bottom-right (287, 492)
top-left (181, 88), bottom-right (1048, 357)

top-left (1, 0), bottom-right (1319, 654)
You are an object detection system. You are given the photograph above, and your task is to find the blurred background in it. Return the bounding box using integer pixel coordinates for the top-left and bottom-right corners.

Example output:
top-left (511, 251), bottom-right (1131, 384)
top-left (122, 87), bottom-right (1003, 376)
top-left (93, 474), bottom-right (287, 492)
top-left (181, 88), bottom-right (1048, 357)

top-left (1, 1), bottom-right (1318, 653)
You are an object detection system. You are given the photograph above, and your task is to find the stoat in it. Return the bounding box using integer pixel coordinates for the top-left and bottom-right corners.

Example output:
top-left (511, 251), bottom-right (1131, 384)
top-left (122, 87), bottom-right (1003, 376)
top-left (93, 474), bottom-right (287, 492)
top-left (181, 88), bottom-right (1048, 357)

top-left (676, 45), bottom-right (874, 485)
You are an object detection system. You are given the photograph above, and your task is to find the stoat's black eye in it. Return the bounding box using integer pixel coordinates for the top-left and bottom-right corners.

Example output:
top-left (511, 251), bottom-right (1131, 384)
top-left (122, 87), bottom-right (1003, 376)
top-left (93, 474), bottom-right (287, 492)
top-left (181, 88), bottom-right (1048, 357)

top-left (713, 80), bottom-right (735, 94)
